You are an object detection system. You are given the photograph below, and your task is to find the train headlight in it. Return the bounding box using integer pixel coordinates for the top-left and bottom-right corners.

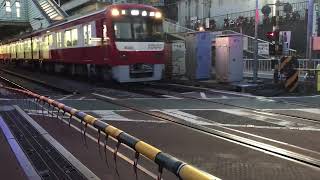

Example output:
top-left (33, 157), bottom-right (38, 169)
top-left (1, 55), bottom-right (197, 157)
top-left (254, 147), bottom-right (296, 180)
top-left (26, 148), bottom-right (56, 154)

top-left (131, 10), bottom-right (140, 16)
top-left (150, 12), bottom-right (155, 17)
top-left (111, 9), bottom-right (120, 16)
top-left (142, 11), bottom-right (147, 17)
top-left (155, 12), bottom-right (162, 19)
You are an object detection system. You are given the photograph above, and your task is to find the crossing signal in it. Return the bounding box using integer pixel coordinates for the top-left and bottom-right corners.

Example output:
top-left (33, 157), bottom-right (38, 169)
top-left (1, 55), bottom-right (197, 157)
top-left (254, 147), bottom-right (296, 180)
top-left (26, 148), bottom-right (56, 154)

top-left (269, 43), bottom-right (283, 56)
top-left (266, 31), bottom-right (279, 42)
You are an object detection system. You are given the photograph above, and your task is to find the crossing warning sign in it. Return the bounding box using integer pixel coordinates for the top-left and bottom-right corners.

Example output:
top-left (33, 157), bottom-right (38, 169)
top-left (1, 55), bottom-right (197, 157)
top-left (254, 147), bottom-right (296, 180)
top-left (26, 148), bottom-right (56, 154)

top-left (258, 43), bottom-right (269, 56)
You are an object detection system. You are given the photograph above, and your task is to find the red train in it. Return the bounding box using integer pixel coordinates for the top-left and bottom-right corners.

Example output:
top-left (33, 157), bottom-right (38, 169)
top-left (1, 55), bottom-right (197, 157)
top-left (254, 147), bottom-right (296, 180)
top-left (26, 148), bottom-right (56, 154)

top-left (0, 4), bottom-right (165, 82)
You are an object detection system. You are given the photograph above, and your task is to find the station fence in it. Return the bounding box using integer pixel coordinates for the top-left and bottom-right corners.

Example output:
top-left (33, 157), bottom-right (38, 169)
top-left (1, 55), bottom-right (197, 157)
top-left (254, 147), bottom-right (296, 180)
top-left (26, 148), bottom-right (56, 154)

top-left (0, 85), bottom-right (220, 180)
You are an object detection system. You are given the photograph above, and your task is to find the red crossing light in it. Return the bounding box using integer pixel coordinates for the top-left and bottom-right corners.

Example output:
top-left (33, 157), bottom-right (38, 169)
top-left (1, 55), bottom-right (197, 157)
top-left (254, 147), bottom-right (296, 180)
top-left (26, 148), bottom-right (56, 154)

top-left (266, 31), bottom-right (279, 42)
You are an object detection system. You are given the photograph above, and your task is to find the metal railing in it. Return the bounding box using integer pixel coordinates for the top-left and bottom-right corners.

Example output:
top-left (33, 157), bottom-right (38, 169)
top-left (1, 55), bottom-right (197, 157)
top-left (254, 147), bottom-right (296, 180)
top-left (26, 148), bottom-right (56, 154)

top-left (0, 85), bottom-right (220, 180)
top-left (244, 58), bottom-right (320, 77)
top-left (223, 30), bottom-right (297, 58)
top-left (244, 58), bottom-right (274, 74)
top-left (163, 20), bottom-right (297, 57)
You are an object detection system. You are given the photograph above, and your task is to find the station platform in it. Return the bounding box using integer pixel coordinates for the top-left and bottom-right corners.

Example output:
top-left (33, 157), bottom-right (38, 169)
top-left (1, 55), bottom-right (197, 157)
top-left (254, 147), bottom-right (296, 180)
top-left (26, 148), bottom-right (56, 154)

top-left (0, 112), bottom-right (28, 180)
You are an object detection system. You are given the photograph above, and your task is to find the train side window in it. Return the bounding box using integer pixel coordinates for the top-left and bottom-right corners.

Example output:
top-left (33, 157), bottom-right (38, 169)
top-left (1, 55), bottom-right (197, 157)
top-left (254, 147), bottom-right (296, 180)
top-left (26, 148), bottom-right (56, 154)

top-left (32, 38), bottom-right (38, 51)
top-left (64, 30), bottom-right (72, 47)
top-left (65, 28), bottom-right (78, 47)
top-left (45, 34), bottom-right (53, 46)
top-left (83, 24), bottom-right (92, 45)
top-left (72, 29), bottom-right (78, 46)
top-left (48, 34), bottom-right (53, 46)
top-left (103, 24), bottom-right (107, 39)
top-left (57, 32), bottom-right (63, 48)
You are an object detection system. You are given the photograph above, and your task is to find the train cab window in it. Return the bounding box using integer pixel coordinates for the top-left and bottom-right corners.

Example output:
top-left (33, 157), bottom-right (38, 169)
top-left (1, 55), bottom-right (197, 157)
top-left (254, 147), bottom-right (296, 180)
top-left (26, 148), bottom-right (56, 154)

top-left (83, 24), bottom-right (92, 45)
top-left (114, 22), bottom-right (132, 40)
top-left (57, 32), bottom-right (63, 48)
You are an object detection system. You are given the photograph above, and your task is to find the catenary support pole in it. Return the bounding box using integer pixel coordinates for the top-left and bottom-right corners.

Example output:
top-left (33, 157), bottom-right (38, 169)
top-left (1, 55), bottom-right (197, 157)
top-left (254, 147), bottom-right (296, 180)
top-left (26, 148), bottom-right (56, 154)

top-left (253, 0), bottom-right (259, 82)
top-left (307, 0), bottom-right (314, 64)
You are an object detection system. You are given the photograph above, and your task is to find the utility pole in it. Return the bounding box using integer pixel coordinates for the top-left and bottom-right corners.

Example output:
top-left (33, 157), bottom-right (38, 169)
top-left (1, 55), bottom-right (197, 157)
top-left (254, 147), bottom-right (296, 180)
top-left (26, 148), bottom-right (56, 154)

top-left (253, 0), bottom-right (259, 82)
top-left (307, 0), bottom-right (314, 63)
top-left (274, 0), bottom-right (280, 32)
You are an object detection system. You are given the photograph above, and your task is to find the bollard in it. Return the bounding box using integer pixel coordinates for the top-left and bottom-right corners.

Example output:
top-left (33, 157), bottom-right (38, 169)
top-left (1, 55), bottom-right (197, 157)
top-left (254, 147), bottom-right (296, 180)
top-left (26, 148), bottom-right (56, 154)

top-left (317, 64), bottom-right (320, 92)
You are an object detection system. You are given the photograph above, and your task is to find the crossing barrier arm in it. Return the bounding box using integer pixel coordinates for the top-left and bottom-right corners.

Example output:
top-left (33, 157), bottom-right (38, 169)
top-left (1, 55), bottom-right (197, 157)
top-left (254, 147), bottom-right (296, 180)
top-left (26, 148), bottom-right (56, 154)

top-left (0, 85), bottom-right (221, 180)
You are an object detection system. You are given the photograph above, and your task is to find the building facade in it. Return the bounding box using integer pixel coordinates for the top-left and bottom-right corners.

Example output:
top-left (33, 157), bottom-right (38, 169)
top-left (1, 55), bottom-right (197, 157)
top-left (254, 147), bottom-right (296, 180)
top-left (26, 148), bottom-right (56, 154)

top-left (177, 0), bottom-right (310, 28)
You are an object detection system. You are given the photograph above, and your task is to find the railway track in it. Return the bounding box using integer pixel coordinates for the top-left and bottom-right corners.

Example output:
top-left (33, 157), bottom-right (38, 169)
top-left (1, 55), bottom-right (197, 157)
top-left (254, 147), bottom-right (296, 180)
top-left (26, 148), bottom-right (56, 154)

top-left (131, 82), bottom-right (320, 125)
top-left (2, 69), bottom-right (320, 174)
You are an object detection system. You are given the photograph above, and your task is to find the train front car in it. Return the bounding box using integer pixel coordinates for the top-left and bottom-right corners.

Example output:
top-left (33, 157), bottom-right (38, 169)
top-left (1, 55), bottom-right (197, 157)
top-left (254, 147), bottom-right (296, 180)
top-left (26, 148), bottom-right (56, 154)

top-left (106, 4), bottom-right (165, 82)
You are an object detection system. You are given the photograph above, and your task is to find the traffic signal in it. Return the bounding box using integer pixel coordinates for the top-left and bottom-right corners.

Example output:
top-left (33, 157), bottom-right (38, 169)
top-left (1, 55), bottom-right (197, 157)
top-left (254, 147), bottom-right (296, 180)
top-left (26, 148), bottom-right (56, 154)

top-left (266, 31), bottom-right (279, 42)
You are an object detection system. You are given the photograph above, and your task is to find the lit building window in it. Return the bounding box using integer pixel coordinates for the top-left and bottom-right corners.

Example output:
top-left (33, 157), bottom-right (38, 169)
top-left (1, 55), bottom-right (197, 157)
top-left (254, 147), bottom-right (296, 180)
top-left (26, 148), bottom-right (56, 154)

top-left (5, 1), bottom-right (11, 13)
top-left (16, 1), bottom-right (21, 18)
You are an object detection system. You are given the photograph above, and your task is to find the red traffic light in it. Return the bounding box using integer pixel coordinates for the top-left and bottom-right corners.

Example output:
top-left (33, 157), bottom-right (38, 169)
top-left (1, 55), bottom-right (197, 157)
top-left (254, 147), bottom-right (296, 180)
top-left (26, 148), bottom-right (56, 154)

top-left (266, 31), bottom-right (279, 41)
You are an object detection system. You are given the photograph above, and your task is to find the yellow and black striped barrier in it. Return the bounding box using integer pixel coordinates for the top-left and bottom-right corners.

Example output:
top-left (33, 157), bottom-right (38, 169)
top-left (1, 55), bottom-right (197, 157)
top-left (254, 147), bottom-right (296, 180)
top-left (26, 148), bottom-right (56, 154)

top-left (278, 56), bottom-right (299, 92)
top-left (316, 64), bottom-right (320, 92)
top-left (1, 86), bottom-right (221, 180)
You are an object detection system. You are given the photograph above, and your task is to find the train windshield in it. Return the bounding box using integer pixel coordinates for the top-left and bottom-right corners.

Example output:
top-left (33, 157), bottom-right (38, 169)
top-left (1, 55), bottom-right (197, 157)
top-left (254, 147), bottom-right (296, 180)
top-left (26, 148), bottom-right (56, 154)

top-left (113, 17), bottom-right (163, 42)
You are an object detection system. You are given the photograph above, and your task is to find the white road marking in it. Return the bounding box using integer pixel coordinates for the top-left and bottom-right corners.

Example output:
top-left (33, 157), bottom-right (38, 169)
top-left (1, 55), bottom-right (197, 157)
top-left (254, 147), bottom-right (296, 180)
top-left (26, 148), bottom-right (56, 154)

top-left (92, 93), bottom-right (117, 100)
top-left (271, 95), bottom-right (320, 99)
top-left (78, 97), bottom-right (85, 100)
top-left (161, 110), bottom-right (218, 126)
top-left (90, 110), bottom-right (130, 121)
top-left (180, 92), bottom-right (195, 95)
top-left (161, 95), bottom-right (182, 99)
top-left (161, 110), bottom-right (320, 131)
top-left (296, 108), bottom-right (320, 114)
top-left (217, 109), bottom-right (297, 127)
top-left (58, 94), bottom-right (74, 100)
top-left (221, 96), bottom-right (228, 99)
top-left (60, 99), bottom-right (96, 101)
top-left (90, 110), bottom-right (166, 123)
top-left (102, 119), bottom-right (166, 123)
top-left (200, 92), bottom-right (207, 99)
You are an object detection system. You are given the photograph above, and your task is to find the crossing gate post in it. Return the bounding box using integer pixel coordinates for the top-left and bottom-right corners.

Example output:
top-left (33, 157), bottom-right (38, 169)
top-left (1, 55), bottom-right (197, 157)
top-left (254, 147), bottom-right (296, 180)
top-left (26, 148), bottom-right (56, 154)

top-left (273, 59), bottom-right (280, 84)
top-left (317, 64), bottom-right (320, 92)
top-left (279, 56), bottom-right (299, 92)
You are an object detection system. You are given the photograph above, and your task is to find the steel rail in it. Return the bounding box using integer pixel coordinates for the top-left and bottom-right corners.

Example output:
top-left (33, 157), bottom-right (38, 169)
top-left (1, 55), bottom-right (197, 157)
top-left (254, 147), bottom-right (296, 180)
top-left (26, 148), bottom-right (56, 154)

top-left (142, 82), bottom-right (320, 124)
top-left (87, 84), bottom-right (320, 170)
top-left (3, 69), bottom-right (320, 171)
top-left (0, 68), bottom-right (74, 94)
top-left (0, 85), bottom-right (220, 180)
top-left (89, 92), bottom-right (320, 169)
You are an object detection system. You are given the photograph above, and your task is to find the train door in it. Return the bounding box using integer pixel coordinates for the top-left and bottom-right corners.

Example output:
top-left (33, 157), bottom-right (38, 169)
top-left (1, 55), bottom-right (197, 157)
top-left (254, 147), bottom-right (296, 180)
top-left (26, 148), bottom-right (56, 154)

top-left (43, 34), bottom-right (53, 60)
top-left (32, 37), bottom-right (40, 60)
top-left (103, 20), bottom-right (111, 61)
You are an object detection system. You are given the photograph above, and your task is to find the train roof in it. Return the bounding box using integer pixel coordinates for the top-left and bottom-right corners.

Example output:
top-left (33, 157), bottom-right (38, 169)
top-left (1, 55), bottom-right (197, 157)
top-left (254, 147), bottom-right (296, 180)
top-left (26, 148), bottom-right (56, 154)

top-left (2, 3), bottom-right (160, 44)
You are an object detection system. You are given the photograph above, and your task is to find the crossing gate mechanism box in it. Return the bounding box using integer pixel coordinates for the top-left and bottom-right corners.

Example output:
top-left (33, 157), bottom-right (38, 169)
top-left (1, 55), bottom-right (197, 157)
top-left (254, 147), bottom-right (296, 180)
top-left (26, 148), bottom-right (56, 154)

top-left (215, 34), bottom-right (244, 83)
top-left (164, 41), bottom-right (186, 79)
top-left (185, 32), bottom-right (212, 80)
